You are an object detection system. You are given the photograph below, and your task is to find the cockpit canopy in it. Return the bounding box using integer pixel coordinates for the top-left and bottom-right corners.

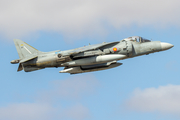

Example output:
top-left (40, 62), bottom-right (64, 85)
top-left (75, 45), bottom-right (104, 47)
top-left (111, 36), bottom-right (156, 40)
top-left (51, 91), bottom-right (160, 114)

top-left (124, 36), bottom-right (151, 43)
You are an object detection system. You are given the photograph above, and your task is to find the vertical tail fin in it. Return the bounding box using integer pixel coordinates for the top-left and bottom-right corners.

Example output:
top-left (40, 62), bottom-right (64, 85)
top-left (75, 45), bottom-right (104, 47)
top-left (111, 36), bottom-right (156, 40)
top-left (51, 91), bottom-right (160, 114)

top-left (13, 39), bottom-right (42, 59)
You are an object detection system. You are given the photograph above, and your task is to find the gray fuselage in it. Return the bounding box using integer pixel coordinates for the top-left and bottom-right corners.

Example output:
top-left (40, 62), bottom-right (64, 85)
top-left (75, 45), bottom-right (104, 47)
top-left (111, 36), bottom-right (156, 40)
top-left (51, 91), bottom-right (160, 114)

top-left (11, 36), bottom-right (173, 74)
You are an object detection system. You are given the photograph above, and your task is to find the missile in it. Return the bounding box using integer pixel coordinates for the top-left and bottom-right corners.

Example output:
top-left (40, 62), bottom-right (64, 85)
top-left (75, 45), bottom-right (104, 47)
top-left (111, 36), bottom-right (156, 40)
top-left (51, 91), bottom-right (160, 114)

top-left (59, 67), bottom-right (82, 73)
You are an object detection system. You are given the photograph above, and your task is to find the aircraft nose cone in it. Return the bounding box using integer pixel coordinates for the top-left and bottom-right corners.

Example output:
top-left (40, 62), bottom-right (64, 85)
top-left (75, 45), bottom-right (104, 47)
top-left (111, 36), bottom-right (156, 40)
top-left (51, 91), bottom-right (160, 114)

top-left (161, 42), bottom-right (174, 50)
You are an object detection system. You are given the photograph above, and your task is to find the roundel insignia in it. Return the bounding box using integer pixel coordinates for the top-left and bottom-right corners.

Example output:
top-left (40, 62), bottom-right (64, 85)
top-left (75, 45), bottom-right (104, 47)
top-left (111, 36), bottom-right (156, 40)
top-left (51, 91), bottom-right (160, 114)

top-left (113, 47), bottom-right (117, 52)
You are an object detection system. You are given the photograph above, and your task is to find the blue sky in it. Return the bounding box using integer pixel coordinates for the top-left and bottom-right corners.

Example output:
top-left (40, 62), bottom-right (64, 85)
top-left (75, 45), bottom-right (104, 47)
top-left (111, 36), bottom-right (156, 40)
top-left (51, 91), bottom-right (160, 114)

top-left (0, 0), bottom-right (180, 120)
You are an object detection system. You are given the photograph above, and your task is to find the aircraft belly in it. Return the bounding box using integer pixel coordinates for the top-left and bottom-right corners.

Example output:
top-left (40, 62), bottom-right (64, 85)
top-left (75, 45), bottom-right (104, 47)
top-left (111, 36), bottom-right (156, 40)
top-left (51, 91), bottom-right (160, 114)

top-left (23, 66), bottom-right (45, 72)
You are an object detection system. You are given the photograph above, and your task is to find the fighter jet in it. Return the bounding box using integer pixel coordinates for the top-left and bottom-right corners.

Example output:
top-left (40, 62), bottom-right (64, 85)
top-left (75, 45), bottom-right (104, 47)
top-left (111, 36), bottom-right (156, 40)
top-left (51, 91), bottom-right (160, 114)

top-left (11, 36), bottom-right (173, 74)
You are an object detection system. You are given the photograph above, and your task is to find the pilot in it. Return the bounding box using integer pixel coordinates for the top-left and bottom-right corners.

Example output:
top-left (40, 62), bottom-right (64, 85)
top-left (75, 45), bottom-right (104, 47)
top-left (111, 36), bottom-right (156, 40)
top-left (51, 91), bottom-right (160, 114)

top-left (130, 37), bottom-right (137, 42)
top-left (134, 38), bottom-right (137, 42)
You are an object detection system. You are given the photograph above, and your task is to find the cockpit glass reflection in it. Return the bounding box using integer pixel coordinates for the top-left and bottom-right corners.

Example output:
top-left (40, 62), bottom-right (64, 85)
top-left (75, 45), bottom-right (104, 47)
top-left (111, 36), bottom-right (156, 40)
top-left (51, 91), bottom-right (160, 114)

top-left (127, 36), bottom-right (151, 43)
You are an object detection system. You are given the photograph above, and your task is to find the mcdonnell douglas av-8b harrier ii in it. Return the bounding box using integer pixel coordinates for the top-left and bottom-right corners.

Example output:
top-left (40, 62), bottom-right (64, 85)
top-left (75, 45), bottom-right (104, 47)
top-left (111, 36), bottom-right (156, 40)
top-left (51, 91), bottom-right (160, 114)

top-left (11, 36), bottom-right (173, 74)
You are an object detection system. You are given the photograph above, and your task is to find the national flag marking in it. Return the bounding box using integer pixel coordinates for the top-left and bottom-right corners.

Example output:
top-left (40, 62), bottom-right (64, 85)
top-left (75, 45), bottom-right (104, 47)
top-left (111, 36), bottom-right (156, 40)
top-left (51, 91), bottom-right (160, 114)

top-left (113, 47), bottom-right (117, 52)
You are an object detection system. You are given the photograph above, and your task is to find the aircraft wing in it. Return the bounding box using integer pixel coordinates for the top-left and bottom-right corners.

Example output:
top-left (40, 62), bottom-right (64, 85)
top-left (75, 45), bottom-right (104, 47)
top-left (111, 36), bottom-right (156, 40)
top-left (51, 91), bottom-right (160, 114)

top-left (66, 41), bottom-right (119, 55)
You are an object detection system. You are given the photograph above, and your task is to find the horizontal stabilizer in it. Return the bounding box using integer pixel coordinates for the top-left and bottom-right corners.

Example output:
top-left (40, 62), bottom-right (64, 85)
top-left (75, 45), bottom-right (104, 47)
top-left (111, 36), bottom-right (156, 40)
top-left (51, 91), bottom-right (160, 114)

top-left (20, 55), bottom-right (37, 63)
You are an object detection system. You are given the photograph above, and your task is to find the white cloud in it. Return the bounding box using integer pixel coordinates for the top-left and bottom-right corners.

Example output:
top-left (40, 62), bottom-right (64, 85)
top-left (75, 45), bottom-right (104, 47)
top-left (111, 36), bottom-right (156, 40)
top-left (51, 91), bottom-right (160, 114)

top-left (125, 85), bottom-right (180, 116)
top-left (0, 74), bottom-right (98, 120)
top-left (0, 103), bottom-right (90, 120)
top-left (52, 75), bottom-right (99, 98)
top-left (0, 103), bottom-right (54, 120)
top-left (63, 104), bottom-right (90, 120)
top-left (36, 75), bottom-right (99, 102)
top-left (0, 0), bottom-right (180, 39)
